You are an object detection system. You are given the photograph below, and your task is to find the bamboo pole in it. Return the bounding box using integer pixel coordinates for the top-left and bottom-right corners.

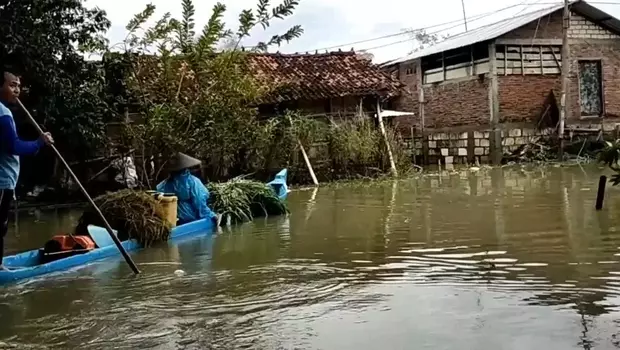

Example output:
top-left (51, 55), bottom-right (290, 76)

top-left (16, 99), bottom-right (140, 275)
top-left (288, 115), bottom-right (318, 186)
top-left (376, 98), bottom-right (398, 177)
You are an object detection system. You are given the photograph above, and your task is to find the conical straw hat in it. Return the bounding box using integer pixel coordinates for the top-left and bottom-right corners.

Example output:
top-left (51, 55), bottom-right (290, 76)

top-left (167, 152), bottom-right (201, 172)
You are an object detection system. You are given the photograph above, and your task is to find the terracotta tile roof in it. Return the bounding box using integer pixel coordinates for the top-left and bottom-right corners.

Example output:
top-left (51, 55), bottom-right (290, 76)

top-left (246, 51), bottom-right (404, 104)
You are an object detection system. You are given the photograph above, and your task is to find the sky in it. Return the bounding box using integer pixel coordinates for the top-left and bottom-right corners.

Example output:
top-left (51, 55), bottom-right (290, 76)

top-left (85, 0), bottom-right (620, 64)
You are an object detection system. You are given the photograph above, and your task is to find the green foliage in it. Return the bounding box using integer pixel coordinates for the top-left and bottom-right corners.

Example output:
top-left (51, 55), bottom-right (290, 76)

top-left (0, 0), bottom-right (113, 160)
top-left (598, 140), bottom-right (620, 170)
top-left (115, 0), bottom-right (303, 186)
top-left (114, 0), bottom-right (407, 186)
top-left (207, 179), bottom-right (289, 224)
top-left (599, 140), bottom-right (620, 185)
top-left (246, 111), bottom-right (411, 183)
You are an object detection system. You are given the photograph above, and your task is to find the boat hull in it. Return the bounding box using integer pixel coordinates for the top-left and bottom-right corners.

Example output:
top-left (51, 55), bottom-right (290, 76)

top-left (0, 218), bottom-right (215, 285)
top-left (0, 169), bottom-right (289, 286)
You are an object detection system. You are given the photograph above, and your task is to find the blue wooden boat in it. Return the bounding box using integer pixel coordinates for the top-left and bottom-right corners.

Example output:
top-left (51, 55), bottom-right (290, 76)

top-left (0, 169), bottom-right (289, 286)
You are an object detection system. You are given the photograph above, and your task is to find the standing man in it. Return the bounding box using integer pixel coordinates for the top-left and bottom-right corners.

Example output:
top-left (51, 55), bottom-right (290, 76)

top-left (0, 68), bottom-right (53, 270)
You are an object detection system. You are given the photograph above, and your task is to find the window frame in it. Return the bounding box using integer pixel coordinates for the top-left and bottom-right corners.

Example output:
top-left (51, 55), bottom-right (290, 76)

top-left (577, 58), bottom-right (605, 119)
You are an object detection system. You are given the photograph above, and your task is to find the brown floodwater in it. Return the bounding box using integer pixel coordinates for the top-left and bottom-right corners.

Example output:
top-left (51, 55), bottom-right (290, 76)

top-left (2, 164), bottom-right (620, 349)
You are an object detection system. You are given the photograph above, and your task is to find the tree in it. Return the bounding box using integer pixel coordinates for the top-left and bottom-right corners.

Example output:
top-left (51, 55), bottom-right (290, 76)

top-left (0, 0), bottom-right (113, 160)
top-left (115, 0), bottom-right (303, 186)
top-left (402, 28), bottom-right (448, 54)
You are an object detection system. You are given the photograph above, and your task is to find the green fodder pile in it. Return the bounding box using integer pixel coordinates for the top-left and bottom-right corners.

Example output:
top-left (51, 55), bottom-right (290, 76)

top-left (76, 190), bottom-right (171, 247)
top-left (207, 179), bottom-right (288, 225)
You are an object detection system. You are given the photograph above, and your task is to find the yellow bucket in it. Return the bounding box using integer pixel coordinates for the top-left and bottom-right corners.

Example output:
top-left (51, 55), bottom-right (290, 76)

top-left (154, 193), bottom-right (178, 227)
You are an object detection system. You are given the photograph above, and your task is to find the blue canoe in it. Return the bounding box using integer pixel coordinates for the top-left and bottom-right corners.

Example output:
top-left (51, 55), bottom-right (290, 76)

top-left (0, 169), bottom-right (289, 286)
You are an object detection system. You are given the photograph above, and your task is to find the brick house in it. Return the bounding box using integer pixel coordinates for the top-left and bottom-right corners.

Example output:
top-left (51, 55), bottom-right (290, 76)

top-left (246, 50), bottom-right (404, 118)
top-left (381, 0), bottom-right (620, 164)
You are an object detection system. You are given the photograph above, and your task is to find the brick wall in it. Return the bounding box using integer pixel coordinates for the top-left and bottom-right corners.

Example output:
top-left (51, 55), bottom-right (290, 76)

top-left (424, 78), bottom-right (490, 128)
top-left (569, 15), bottom-right (620, 39)
top-left (385, 8), bottom-right (620, 135)
top-left (384, 64), bottom-right (489, 130)
top-left (569, 42), bottom-right (620, 120)
top-left (498, 75), bottom-right (561, 123)
top-left (389, 62), bottom-right (420, 133)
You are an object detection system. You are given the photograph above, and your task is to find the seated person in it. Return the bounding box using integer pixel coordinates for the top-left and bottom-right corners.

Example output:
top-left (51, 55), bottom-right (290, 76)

top-left (156, 153), bottom-right (218, 225)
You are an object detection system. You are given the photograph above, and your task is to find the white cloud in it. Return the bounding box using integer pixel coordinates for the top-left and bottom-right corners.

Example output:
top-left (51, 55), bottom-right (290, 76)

top-left (86, 0), bottom-right (620, 63)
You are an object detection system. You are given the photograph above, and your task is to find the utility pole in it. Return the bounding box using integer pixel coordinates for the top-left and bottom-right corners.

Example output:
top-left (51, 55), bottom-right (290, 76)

top-left (559, 0), bottom-right (570, 159)
top-left (461, 0), bottom-right (468, 31)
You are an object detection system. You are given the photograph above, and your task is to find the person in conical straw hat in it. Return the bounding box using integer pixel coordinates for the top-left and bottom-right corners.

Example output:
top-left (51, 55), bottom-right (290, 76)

top-left (156, 152), bottom-right (219, 225)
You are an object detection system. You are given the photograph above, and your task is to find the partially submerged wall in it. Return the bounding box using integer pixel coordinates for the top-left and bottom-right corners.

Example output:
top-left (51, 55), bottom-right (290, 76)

top-left (405, 126), bottom-right (554, 165)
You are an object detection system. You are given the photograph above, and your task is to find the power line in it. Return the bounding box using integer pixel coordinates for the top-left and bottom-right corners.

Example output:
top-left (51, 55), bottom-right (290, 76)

top-left (311, 3), bottom-right (535, 52)
top-left (354, 0), bottom-right (620, 53)
top-left (307, 0), bottom-right (620, 53)
top-left (356, 3), bottom-right (548, 52)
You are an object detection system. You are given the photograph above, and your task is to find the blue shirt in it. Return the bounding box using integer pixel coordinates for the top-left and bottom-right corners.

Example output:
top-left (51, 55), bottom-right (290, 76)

top-left (156, 169), bottom-right (217, 224)
top-left (0, 102), bottom-right (43, 190)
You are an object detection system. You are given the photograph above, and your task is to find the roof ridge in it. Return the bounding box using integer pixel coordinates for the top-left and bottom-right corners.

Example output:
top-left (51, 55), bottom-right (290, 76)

top-left (247, 50), bottom-right (357, 57)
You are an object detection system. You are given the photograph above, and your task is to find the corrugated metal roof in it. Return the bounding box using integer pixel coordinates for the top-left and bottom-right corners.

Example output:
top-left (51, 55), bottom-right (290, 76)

top-left (382, 3), bottom-right (576, 66)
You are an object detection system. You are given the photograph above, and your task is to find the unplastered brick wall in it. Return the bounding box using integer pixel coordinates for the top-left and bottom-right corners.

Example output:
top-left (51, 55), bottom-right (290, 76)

top-left (498, 75), bottom-right (561, 123)
top-left (385, 62), bottom-right (420, 131)
top-left (408, 127), bottom-right (551, 165)
top-left (569, 14), bottom-right (620, 39)
top-left (568, 42), bottom-right (620, 120)
top-left (423, 77), bottom-right (489, 128)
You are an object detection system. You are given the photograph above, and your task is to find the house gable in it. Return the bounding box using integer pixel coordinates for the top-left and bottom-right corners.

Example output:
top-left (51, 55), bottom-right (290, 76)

top-left (498, 9), bottom-right (620, 41)
top-left (569, 13), bottom-right (620, 39)
top-left (499, 11), bottom-right (564, 40)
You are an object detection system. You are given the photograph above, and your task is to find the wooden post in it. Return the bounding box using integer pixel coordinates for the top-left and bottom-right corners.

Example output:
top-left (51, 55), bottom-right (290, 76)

top-left (416, 59), bottom-right (428, 165)
top-left (596, 175), bottom-right (607, 210)
top-left (520, 45), bottom-right (525, 75)
top-left (488, 41), bottom-right (502, 165)
top-left (470, 46), bottom-right (476, 75)
top-left (376, 98), bottom-right (398, 177)
top-left (504, 45), bottom-right (507, 76)
top-left (559, 0), bottom-right (570, 160)
top-left (441, 52), bottom-right (446, 81)
top-left (288, 115), bottom-right (318, 186)
top-left (539, 46), bottom-right (544, 75)
top-left (299, 140), bottom-right (318, 186)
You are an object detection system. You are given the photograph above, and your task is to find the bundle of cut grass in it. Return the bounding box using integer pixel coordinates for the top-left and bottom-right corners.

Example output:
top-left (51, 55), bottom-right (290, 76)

top-left (207, 179), bottom-right (288, 225)
top-left (75, 189), bottom-right (171, 247)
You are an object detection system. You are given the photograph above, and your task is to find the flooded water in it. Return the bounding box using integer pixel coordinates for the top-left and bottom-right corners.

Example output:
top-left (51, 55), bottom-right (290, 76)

top-left (3, 164), bottom-right (620, 349)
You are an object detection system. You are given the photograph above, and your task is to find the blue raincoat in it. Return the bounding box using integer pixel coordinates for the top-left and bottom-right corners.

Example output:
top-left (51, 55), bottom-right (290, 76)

top-left (156, 169), bottom-right (217, 225)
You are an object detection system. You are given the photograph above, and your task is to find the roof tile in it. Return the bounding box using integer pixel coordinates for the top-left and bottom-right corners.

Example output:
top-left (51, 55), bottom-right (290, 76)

top-left (246, 51), bottom-right (404, 104)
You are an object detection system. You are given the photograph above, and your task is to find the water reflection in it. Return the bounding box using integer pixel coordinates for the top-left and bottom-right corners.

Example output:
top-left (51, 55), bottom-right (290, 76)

top-left (2, 164), bottom-right (620, 348)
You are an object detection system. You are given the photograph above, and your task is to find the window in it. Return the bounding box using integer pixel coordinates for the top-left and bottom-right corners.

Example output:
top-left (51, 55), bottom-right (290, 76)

top-left (405, 65), bottom-right (414, 75)
top-left (495, 45), bottom-right (561, 75)
top-left (578, 60), bottom-right (603, 117)
top-left (421, 42), bottom-right (489, 84)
